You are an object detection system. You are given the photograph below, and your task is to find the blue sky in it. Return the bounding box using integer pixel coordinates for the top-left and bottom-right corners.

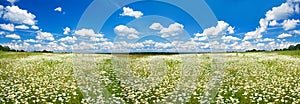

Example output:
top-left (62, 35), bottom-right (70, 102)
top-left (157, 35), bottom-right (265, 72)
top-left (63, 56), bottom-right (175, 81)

top-left (0, 0), bottom-right (299, 52)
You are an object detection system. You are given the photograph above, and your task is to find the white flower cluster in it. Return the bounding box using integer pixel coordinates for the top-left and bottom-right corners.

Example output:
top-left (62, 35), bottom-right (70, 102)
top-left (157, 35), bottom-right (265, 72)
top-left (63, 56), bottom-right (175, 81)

top-left (0, 54), bottom-right (83, 103)
top-left (1, 52), bottom-right (300, 103)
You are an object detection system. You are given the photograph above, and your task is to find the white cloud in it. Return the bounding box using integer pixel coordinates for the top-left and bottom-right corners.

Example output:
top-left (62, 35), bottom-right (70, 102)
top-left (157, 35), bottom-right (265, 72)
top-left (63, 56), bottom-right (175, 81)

top-left (295, 4), bottom-right (300, 13)
top-left (265, 3), bottom-right (295, 21)
top-left (243, 19), bottom-right (268, 41)
top-left (5, 34), bottom-right (20, 39)
top-left (33, 44), bottom-right (42, 48)
top-left (120, 7), bottom-right (143, 18)
top-left (243, 1), bottom-right (300, 41)
top-left (75, 28), bottom-right (104, 37)
top-left (90, 37), bottom-right (107, 42)
top-left (269, 20), bottom-right (278, 26)
top-left (293, 30), bottom-right (300, 35)
top-left (260, 38), bottom-right (275, 42)
top-left (192, 21), bottom-right (234, 42)
top-left (114, 25), bottom-right (139, 39)
top-left (54, 7), bottom-right (62, 12)
top-left (159, 23), bottom-right (184, 38)
top-left (244, 30), bottom-right (262, 41)
top-left (58, 36), bottom-right (77, 43)
top-left (23, 42), bottom-right (30, 46)
top-left (0, 5), bottom-right (3, 17)
top-left (7, 0), bottom-right (17, 5)
top-left (257, 43), bottom-right (265, 47)
top-left (227, 26), bottom-right (235, 34)
top-left (199, 21), bottom-right (234, 37)
top-left (282, 19), bottom-right (299, 30)
top-left (31, 25), bottom-right (39, 30)
top-left (63, 27), bottom-right (70, 35)
top-left (36, 31), bottom-right (54, 41)
top-left (24, 39), bottom-right (37, 43)
top-left (3, 6), bottom-right (36, 25)
top-left (15, 25), bottom-right (29, 29)
top-left (0, 31), bottom-right (4, 35)
top-left (149, 23), bottom-right (163, 30)
top-left (0, 24), bottom-right (14, 31)
top-left (277, 33), bottom-right (292, 38)
top-left (194, 33), bottom-right (206, 37)
top-left (221, 35), bottom-right (240, 42)
top-left (60, 42), bottom-right (69, 48)
top-left (193, 36), bottom-right (207, 41)
top-left (287, 0), bottom-right (300, 3)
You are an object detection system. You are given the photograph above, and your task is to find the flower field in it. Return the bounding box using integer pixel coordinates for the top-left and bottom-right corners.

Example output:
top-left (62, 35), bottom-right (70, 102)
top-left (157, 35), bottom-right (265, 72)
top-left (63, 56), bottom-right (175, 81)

top-left (0, 52), bottom-right (300, 103)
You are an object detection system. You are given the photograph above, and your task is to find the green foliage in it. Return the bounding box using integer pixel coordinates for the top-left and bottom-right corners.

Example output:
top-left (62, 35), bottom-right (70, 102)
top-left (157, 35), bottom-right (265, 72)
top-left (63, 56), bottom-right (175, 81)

top-left (0, 52), bottom-right (42, 59)
top-left (276, 50), bottom-right (300, 57)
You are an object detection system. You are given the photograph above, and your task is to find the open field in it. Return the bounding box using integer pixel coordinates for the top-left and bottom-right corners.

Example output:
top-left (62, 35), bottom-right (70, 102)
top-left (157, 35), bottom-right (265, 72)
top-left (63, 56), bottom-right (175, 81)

top-left (0, 52), bottom-right (300, 103)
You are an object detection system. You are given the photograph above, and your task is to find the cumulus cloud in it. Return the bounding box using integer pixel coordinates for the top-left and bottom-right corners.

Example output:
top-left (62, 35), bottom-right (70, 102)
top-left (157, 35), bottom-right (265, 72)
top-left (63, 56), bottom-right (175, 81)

top-left (0, 5), bottom-right (3, 17)
top-left (193, 36), bottom-right (207, 41)
top-left (54, 7), bottom-right (62, 12)
top-left (24, 39), bottom-right (37, 43)
top-left (282, 19), bottom-right (299, 30)
top-left (58, 36), bottom-right (77, 43)
top-left (257, 43), bottom-right (265, 47)
top-left (33, 44), bottom-right (42, 48)
top-left (31, 25), bottom-right (39, 30)
top-left (149, 23), bottom-right (164, 30)
top-left (265, 3), bottom-right (295, 21)
top-left (0, 24), bottom-right (14, 31)
top-left (159, 23), bottom-right (184, 38)
top-left (244, 30), bottom-right (262, 41)
top-left (227, 26), bottom-right (235, 34)
top-left (63, 27), bottom-right (70, 35)
top-left (198, 21), bottom-right (234, 37)
top-left (114, 25), bottom-right (139, 39)
top-left (7, 0), bottom-right (18, 5)
top-left (260, 38), bottom-right (275, 42)
top-left (293, 30), bottom-right (300, 35)
top-left (36, 31), bottom-right (54, 41)
top-left (269, 20), bottom-right (278, 26)
top-left (120, 7), bottom-right (143, 18)
top-left (243, 19), bottom-right (268, 41)
top-left (6, 34), bottom-right (20, 39)
top-left (277, 33), bottom-right (292, 38)
top-left (3, 6), bottom-right (36, 25)
top-left (0, 31), bottom-right (4, 35)
top-left (295, 3), bottom-right (300, 13)
top-left (221, 35), bottom-right (240, 43)
top-left (244, 1), bottom-right (299, 41)
top-left (75, 28), bottom-right (104, 37)
top-left (15, 25), bottom-right (29, 29)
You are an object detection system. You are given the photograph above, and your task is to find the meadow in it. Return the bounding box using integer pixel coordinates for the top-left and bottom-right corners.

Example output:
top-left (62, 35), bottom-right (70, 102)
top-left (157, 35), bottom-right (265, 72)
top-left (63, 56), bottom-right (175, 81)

top-left (0, 51), bottom-right (300, 103)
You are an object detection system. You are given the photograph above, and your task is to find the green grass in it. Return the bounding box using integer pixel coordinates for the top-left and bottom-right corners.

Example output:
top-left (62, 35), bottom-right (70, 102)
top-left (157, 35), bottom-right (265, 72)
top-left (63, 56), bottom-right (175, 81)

top-left (0, 51), bottom-right (43, 59)
top-left (274, 50), bottom-right (300, 57)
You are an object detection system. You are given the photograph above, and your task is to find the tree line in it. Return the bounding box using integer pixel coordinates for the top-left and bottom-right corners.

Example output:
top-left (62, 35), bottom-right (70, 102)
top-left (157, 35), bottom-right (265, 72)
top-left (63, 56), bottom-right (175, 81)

top-left (0, 45), bottom-right (25, 52)
top-left (274, 44), bottom-right (300, 51)
top-left (245, 43), bottom-right (300, 52)
top-left (0, 45), bottom-right (53, 53)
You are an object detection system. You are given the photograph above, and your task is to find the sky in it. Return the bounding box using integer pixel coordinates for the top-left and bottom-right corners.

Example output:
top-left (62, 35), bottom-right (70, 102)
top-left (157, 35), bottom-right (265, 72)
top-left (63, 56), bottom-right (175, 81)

top-left (0, 0), bottom-right (300, 52)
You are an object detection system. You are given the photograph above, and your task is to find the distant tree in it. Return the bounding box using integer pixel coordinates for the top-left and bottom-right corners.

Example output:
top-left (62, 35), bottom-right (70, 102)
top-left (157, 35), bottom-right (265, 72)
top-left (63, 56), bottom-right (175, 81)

top-left (295, 44), bottom-right (300, 50)
top-left (2, 46), bottom-right (10, 51)
top-left (0, 45), bottom-right (3, 50)
top-left (283, 48), bottom-right (288, 51)
top-left (246, 49), bottom-right (266, 52)
top-left (288, 45), bottom-right (296, 50)
top-left (10, 49), bottom-right (16, 52)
